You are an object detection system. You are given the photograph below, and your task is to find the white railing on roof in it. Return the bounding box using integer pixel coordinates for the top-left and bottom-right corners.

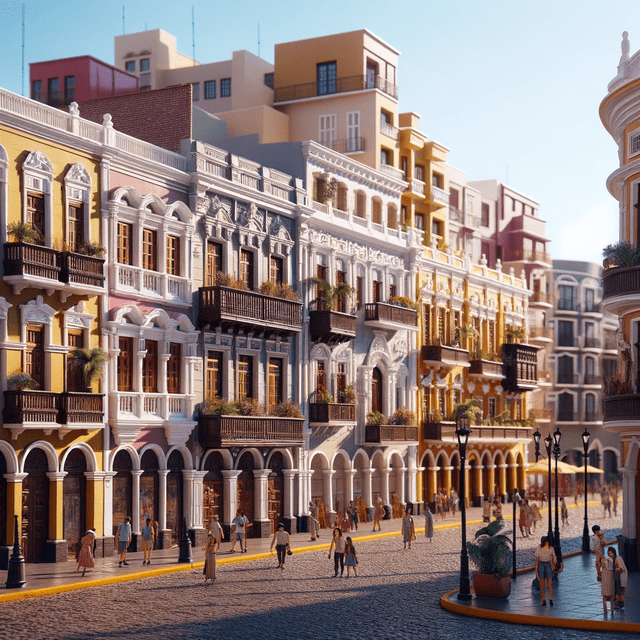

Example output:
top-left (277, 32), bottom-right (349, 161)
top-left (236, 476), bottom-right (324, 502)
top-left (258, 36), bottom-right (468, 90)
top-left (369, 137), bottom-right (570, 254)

top-left (312, 200), bottom-right (328, 214)
top-left (113, 131), bottom-right (187, 171)
top-left (333, 208), bottom-right (349, 220)
top-left (379, 163), bottom-right (405, 181)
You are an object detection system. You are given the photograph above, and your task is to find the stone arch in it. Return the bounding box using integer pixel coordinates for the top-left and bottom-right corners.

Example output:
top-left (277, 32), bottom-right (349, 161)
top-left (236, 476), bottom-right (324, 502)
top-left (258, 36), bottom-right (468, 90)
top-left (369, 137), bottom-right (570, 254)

top-left (19, 440), bottom-right (58, 473)
top-left (516, 451), bottom-right (526, 488)
top-left (332, 449), bottom-right (351, 515)
top-left (109, 444), bottom-right (140, 471)
top-left (0, 440), bottom-right (19, 474)
top-left (139, 443), bottom-right (167, 470)
top-left (355, 189), bottom-right (367, 218)
top-left (140, 193), bottom-right (166, 215)
top-left (387, 202), bottom-right (398, 229)
top-left (111, 185), bottom-right (143, 208)
top-left (233, 447), bottom-right (264, 470)
top-left (202, 448), bottom-right (233, 471)
top-left (371, 196), bottom-right (383, 224)
top-left (265, 448), bottom-right (294, 469)
top-left (166, 445), bottom-right (193, 470)
top-left (166, 200), bottom-right (193, 223)
top-left (60, 442), bottom-right (98, 473)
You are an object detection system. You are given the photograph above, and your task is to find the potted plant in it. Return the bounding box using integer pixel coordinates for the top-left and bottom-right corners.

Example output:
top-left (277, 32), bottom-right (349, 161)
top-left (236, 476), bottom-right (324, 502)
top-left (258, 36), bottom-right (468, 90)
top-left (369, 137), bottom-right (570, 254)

top-left (388, 296), bottom-right (418, 310)
top-left (77, 241), bottom-right (106, 258)
top-left (215, 271), bottom-right (249, 290)
top-left (7, 222), bottom-right (40, 244)
top-left (504, 325), bottom-right (526, 343)
top-left (339, 385), bottom-right (356, 404)
top-left (392, 408), bottom-right (415, 425)
top-left (310, 277), bottom-right (355, 311)
top-left (602, 241), bottom-right (640, 268)
top-left (467, 519), bottom-right (513, 598)
top-left (316, 388), bottom-right (334, 404)
top-left (453, 398), bottom-right (483, 424)
top-left (366, 411), bottom-right (386, 427)
top-left (67, 347), bottom-right (108, 388)
top-left (269, 400), bottom-right (303, 418)
top-left (7, 372), bottom-right (37, 390)
top-left (259, 281), bottom-right (300, 301)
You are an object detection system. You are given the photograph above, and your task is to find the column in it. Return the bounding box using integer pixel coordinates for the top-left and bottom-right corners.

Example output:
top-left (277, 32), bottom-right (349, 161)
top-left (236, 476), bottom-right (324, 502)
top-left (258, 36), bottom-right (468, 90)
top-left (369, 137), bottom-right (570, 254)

top-left (283, 469), bottom-right (297, 533)
top-left (486, 464), bottom-right (496, 498)
top-left (345, 468), bottom-right (356, 505)
top-left (497, 464), bottom-right (508, 496)
top-left (103, 471), bottom-right (116, 541)
top-left (253, 469), bottom-right (271, 538)
top-left (84, 471), bottom-right (106, 535)
top-left (3, 473), bottom-right (27, 544)
top-left (363, 468), bottom-right (373, 508)
top-left (189, 471), bottom-right (207, 529)
top-left (380, 468), bottom-right (390, 507)
top-left (415, 467), bottom-right (424, 505)
top-left (322, 469), bottom-right (336, 523)
top-left (46, 471), bottom-right (67, 541)
top-left (157, 470), bottom-right (168, 531)
top-left (427, 466), bottom-right (438, 503)
top-left (397, 467), bottom-right (406, 505)
top-left (131, 470), bottom-right (142, 535)
top-left (507, 463), bottom-right (518, 492)
top-left (182, 469), bottom-right (196, 529)
top-left (221, 470), bottom-right (241, 527)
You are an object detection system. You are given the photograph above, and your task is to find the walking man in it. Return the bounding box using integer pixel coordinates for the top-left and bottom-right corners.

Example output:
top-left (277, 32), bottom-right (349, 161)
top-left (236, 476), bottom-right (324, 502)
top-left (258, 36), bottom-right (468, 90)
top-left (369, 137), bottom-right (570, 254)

top-left (116, 515), bottom-right (132, 567)
top-left (231, 510), bottom-right (249, 553)
top-left (141, 516), bottom-right (154, 565)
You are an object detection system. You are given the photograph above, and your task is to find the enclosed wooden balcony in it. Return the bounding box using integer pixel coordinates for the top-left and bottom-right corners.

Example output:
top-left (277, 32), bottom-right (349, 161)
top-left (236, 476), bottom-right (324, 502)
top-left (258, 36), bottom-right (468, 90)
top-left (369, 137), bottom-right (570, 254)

top-left (3, 390), bottom-right (59, 425)
top-left (501, 343), bottom-right (538, 392)
top-left (364, 303), bottom-right (418, 331)
top-left (601, 264), bottom-right (640, 315)
top-left (469, 359), bottom-right (504, 379)
top-left (3, 242), bottom-right (62, 294)
top-left (198, 414), bottom-right (304, 447)
top-left (365, 424), bottom-right (418, 444)
top-left (421, 344), bottom-right (470, 367)
top-left (309, 309), bottom-right (356, 344)
top-left (61, 252), bottom-right (105, 291)
top-left (603, 394), bottom-right (640, 423)
top-left (423, 420), bottom-right (531, 441)
top-left (58, 392), bottom-right (104, 424)
top-left (198, 286), bottom-right (302, 336)
top-left (309, 402), bottom-right (356, 424)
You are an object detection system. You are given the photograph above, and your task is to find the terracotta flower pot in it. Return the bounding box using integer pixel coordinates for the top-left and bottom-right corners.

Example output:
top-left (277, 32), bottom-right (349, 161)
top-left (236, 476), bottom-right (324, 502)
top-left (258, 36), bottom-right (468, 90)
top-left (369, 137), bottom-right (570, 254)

top-left (472, 572), bottom-right (512, 598)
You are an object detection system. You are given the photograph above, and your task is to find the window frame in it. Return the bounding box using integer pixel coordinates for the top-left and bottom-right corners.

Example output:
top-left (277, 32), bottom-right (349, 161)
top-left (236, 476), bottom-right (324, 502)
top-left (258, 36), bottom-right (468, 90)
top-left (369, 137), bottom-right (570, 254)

top-left (220, 77), bottom-right (231, 98)
top-left (204, 80), bottom-right (216, 99)
top-left (317, 61), bottom-right (337, 96)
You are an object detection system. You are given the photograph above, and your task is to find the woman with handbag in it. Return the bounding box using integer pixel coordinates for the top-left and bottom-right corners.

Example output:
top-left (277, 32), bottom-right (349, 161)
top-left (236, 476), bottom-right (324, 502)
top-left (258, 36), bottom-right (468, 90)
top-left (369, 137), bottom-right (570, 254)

top-left (270, 523), bottom-right (291, 570)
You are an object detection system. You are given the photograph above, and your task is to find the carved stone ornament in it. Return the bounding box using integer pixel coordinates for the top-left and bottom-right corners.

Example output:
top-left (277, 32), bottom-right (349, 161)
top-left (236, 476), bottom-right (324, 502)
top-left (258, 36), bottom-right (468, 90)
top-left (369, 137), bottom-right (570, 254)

top-left (209, 195), bottom-right (232, 223)
top-left (66, 162), bottom-right (91, 185)
top-left (23, 150), bottom-right (53, 174)
top-left (21, 295), bottom-right (55, 326)
top-left (237, 202), bottom-right (263, 231)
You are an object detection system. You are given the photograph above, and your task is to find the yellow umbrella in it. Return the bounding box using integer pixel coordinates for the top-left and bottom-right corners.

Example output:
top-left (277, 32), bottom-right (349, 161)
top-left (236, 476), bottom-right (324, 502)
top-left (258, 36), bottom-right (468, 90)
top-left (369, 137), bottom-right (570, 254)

top-left (526, 459), bottom-right (581, 474)
top-left (585, 464), bottom-right (604, 474)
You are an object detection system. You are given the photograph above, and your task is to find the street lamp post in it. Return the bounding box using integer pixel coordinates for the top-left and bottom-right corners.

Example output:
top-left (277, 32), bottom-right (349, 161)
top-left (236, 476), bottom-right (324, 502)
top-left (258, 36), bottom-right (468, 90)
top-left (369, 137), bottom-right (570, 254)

top-left (552, 427), bottom-right (563, 567)
top-left (544, 434), bottom-right (554, 547)
top-left (581, 428), bottom-right (591, 553)
top-left (533, 429), bottom-right (541, 463)
top-left (456, 412), bottom-right (472, 601)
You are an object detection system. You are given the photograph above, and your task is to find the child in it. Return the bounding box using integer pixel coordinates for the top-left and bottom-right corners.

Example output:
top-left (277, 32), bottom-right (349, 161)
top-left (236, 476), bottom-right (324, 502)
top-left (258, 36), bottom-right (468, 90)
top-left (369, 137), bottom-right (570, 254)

top-left (345, 536), bottom-right (358, 577)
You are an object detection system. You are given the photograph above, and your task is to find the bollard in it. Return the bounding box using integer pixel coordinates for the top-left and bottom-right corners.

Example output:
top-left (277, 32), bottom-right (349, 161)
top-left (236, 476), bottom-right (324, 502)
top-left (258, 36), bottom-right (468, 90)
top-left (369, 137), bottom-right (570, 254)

top-left (178, 518), bottom-right (193, 563)
top-left (6, 515), bottom-right (26, 589)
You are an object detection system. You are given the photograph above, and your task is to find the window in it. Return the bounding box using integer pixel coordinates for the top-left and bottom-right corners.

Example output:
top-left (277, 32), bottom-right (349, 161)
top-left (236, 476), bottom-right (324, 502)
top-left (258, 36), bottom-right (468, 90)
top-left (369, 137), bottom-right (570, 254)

top-left (140, 59), bottom-right (150, 72)
top-left (450, 189), bottom-right (459, 209)
top-left (264, 73), bottom-right (274, 88)
top-left (192, 83), bottom-right (200, 101)
top-left (415, 213), bottom-right (424, 230)
top-left (366, 59), bottom-right (378, 89)
top-left (125, 61), bottom-right (135, 73)
top-left (26, 193), bottom-right (45, 244)
top-left (558, 285), bottom-right (576, 311)
top-left (64, 76), bottom-right (75, 102)
top-left (270, 256), bottom-right (283, 285)
top-left (335, 267), bottom-right (347, 313)
top-left (206, 351), bottom-right (223, 400)
top-left (32, 80), bottom-right (42, 100)
top-left (414, 165), bottom-right (424, 182)
top-left (117, 223), bottom-right (132, 265)
top-left (68, 203), bottom-right (84, 253)
top-left (316, 361), bottom-right (327, 393)
top-left (347, 111), bottom-right (360, 152)
top-left (372, 278), bottom-right (382, 303)
top-left (167, 343), bottom-right (181, 394)
top-left (481, 203), bottom-right (490, 227)
top-left (585, 288), bottom-right (596, 312)
top-left (26, 325), bottom-right (44, 389)
top-left (432, 172), bottom-right (443, 189)
top-left (317, 61), bottom-right (337, 95)
top-left (268, 358), bottom-right (283, 411)
top-left (380, 148), bottom-right (390, 166)
top-left (221, 78), bottom-right (231, 97)
top-left (585, 356), bottom-right (596, 384)
top-left (142, 229), bottom-right (157, 271)
top-left (142, 340), bottom-right (158, 393)
top-left (488, 397), bottom-right (496, 420)
top-left (319, 114), bottom-right (336, 148)
top-left (372, 198), bottom-right (382, 225)
top-left (204, 80), bottom-right (216, 99)
top-left (240, 250), bottom-right (254, 290)
top-left (371, 367), bottom-right (383, 413)
top-left (389, 279), bottom-right (397, 299)
top-left (166, 235), bottom-right (180, 276)
top-left (557, 321), bottom-right (574, 347)
top-left (140, 74), bottom-right (151, 89)
top-left (238, 355), bottom-right (253, 400)
top-left (401, 205), bottom-right (408, 227)
top-left (557, 356), bottom-right (574, 384)
top-left (558, 392), bottom-right (574, 422)
top-left (48, 77), bottom-right (59, 94)
top-left (118, 337), bottom-right (134, 391)
top-left (355, 191), bottom-right (366, 218)
top-left (67, 330), bottom-right (85, 392)
top-left (206, 241), bottom-right (222, 286)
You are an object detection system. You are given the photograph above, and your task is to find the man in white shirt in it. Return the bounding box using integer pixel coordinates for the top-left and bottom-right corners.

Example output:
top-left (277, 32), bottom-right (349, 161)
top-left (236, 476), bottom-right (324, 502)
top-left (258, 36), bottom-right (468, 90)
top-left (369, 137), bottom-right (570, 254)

top-left (231, 510), bottom-right (249, 553)
top-left (116, 516), bottom-right (132, 567)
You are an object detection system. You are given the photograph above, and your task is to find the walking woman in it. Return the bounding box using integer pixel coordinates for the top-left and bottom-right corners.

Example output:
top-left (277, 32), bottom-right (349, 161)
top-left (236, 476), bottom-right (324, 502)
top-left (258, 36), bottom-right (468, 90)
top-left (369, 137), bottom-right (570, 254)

top-left (345, 536), bottom-right (358, 577)
top-left (598, 546), bottom-right (617, 613)
top-left (203, 532), bottom-right (219, 584)
top-left (372, 498), bottom-right (384, 531)
top-left (402, 509), bottom-right (415, 550)
top-left (76, 530), bottom-right (96, 577)
top-left (610, 546), bottom-right (628, 609)
top-left (534, 536), bottom-right (556, 606)
top-left (328, 527), bottom-right (346, 577)
top-left (270, 523), bottom-right (291, 570)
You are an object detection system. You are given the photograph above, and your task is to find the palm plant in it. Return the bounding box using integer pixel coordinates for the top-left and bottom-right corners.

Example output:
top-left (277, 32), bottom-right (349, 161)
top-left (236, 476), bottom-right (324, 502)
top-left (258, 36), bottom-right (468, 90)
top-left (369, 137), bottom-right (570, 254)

top-left (467, 519), bottom-right (513, 579)
top-left (68, 347), bottom-right (108, 388)
top-left (310, 277), bottom-right (355, 311)
top-left (602, 241), bottom-right (640, 268)
top-left (7, 222), bottom-right (40, 244)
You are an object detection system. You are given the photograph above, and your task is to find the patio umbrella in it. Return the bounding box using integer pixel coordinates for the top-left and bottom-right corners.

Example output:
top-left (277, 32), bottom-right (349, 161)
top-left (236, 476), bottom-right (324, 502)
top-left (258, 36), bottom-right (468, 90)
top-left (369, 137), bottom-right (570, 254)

top-left (585, 464), bottom-right (604, 474)
top-left (525, 459), bottom-right (581, 474)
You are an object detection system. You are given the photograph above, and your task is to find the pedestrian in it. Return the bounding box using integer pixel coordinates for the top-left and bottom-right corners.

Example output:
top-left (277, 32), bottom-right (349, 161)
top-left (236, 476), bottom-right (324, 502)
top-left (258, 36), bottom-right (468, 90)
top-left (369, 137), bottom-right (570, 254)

top-left (328, 527), bottom-right (346, 577)
top-left (560, 497), bottom-right (568, 526)
top-left (530, 503), bottom-right (542, 532)
top-left (116, 515), bottom-right (131, 567)
top-left (523, 499), bottom-right (533, 535)
top-left (270, 523), bottom-right (290, 570)
top-left (344, 536), bottom-right (358, 577)
top-left (231, 510), bottom-right (248, 553)
top-left (372, 497), bottom-right (384, 532)
top-left (591, 524), bottom-right (605, 570)
top-left (597, 545), bottom-right (616, 613)
top-left (482, 497), bottom-right (491, 523)
top-left (424, 505), bottom-right (434, 542)
top-left (402, 508), bottom-right (415, 550)
top-left (203, 532), bottom-right (219, 584)
top-left (76, 530), bottom-right (96, 577)
top-left (209, 515), bottom-right (223, 545)
top-left (602, 489), bottom-right (612, 518)
top-left (534, 535), bottom-right (556, 606)
top-left (141, 516), bottom-right (154, 565)
top-left (450, 489), bottom-right (459, 516)
top-left (518, 503), bottom-right (529, 538)
top-left (350, 501), bottom-right (359, 532)
top-left (612, 491), bottom-right (618, 517)
top-left (612, 547), bottom-right (627, 609)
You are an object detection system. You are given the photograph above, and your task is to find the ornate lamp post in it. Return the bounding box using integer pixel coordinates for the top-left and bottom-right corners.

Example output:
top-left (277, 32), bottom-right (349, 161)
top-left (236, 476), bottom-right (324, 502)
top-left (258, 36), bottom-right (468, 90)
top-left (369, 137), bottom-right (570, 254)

top-left (581, 428), bottom-right (591, 553)
top-left (456, 412), bottom-right (472, 601)
top-left (533, 429), bottom-right (541, 463)
top-left (544, 434), bottom-right (554, 547)
top-left (552, 427), bottom-right (563, 566)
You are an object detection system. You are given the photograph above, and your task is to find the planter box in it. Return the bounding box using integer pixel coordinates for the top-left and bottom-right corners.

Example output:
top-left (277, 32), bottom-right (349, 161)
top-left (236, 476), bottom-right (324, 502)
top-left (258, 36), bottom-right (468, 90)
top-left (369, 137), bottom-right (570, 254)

top-left (472, 572), bottom-right (511, 598)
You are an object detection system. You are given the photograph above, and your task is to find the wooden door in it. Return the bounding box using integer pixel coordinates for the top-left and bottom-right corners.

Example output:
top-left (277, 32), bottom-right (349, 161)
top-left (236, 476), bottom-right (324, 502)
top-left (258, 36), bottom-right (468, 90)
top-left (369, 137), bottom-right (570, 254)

top-left (237, 452), bottom-right (254, 538)
top-left (166, 450), bottom-right (184, 545)
top-left (63, 449), bottom-right (86, 557)
top-left (268, 452), bottom-right (285, 534)
top-left (371, 367), bottom-right (383, 414)
top-left (203, 452), bottom-right (224, 532)
top-left (112, 450), bottom-right (132, 538)
top-left (0, 453), bottom-right (6, 547)
top-left (140, 451), bottom-right (159, 538)
top-left (22, 448), bottom-right (49, 562)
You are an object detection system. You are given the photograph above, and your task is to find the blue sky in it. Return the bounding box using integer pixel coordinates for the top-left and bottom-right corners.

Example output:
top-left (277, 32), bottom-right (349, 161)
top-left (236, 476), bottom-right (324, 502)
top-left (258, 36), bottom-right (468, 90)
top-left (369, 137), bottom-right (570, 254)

top-left (0, 0), bottom-right (635, 263)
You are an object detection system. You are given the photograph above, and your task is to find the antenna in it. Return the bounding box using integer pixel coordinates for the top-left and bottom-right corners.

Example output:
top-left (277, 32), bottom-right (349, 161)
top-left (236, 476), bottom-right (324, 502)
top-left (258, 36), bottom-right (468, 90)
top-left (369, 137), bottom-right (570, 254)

top-left (21, 3), bottom-right (25, 97)
top-left (258, 23), bottom-right (260, 58)
top-left (122, 5), bottom-right (125, 35)
top-left (192, 5), bottom-right (195, 65)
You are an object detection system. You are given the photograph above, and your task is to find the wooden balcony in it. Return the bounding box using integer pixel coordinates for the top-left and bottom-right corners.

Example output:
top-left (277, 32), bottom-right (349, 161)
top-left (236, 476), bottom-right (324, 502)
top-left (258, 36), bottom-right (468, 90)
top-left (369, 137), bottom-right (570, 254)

top-left (198, 414), bottom-right (304, 447)
top-left (198, 286), bottom-right (302, 336)
top-left (58, 392), bottom-right (104, 424)
top-left (423, 421), bottom-right (531, 441)
top-left (469, 359), bottom-right (504, 378)
top-left (61, 252), bottom-right (105, 290)
top-left (309, 402), bottom-right (355, 423)
top-left (501, 343), bottom-right (538, 392)
top-left (3, 390), bottom-right (59, 424)
top-left (421, 344), bottom-right (470, 367)
top-left (309, 309), bottom-right (356, 344)
top-left (364, 303), bottom-right (418, 331)
top-left (603, 394), bottom-right (640, 423)
top-left (3, 242), bottom-right (62, 294)
top-left (365, 424), bottom-right (418, 444)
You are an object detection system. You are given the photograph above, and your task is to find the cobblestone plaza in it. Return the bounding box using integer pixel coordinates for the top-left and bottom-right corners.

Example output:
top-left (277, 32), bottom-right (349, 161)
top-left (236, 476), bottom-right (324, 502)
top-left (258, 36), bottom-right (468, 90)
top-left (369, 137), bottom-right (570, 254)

top-left (1, 504), bottom-right (633, 640)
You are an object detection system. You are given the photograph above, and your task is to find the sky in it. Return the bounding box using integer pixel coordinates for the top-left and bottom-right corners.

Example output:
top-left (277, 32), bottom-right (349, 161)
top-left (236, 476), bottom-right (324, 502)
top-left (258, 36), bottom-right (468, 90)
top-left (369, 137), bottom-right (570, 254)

top-left (0, 0), bottom-right (634, 263)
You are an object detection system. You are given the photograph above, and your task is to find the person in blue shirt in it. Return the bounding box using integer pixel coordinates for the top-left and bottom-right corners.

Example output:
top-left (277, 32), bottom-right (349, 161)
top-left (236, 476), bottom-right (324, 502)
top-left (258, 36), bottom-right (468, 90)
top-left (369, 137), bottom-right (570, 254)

top-left (116, 516), bottom-right (132, 567)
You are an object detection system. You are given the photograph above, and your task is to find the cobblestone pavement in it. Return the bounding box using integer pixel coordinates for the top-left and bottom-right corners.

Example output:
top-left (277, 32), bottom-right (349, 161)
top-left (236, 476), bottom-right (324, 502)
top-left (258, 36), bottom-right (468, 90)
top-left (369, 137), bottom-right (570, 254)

top-left (1, 504), bottom-right (629, 640)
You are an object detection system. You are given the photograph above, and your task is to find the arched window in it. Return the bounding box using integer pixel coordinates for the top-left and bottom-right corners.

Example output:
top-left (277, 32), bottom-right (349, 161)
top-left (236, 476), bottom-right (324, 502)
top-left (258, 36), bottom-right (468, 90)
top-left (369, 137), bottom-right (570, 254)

top-left (558, 392), bottom-right (574, 422)
top-left (557, 355), bottom-right (574, 384)
top-left (584, 393), bottom-right (596, 421)
top-left (372, 367), bottom-right (383, 413)
top-left (355, 191), bottom-right (366, 218)
top-left (372, 197), bottom-right (382, 224)
top-left (337, 183), bottom-right (348, 212)
top-left (387, 203), bottom-right (398, 229)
